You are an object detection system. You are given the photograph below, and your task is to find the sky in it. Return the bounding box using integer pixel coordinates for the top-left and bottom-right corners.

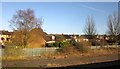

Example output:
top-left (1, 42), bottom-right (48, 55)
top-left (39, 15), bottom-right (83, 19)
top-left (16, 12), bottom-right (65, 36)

top-left (1, 0), bottom-right (120, 2)
top-left (1, 2), bottom-right (118, 35)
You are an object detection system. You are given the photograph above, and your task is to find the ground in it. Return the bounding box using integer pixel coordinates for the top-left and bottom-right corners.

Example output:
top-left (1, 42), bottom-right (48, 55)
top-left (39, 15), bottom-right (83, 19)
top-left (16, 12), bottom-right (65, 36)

top-left (2, 48), bottom-right (120, 68)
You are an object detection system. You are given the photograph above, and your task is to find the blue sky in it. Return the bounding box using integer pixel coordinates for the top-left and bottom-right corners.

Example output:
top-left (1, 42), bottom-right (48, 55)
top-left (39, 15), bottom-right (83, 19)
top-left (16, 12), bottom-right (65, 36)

top-left (1, 2), bottom-right (118, 34)
top-left (1, 0), bottom-right (119, 2)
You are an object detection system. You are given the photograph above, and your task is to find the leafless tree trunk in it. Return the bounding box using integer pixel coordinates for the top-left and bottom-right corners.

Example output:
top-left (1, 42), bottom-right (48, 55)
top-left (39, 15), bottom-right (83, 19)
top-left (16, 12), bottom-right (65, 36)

top-left (9, 9), bottom-right (43, 48)
top-left (107, 11), bottom-right (120, 36)
top-left (107, 11), bottom-right (120, 45)
top-left (84, 16), bottom-right (97, 35)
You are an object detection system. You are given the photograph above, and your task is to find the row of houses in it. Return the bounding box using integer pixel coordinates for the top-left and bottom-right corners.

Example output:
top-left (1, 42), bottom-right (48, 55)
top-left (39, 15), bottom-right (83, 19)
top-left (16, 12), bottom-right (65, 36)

top-left (0, 29), bottom-right (118, 48)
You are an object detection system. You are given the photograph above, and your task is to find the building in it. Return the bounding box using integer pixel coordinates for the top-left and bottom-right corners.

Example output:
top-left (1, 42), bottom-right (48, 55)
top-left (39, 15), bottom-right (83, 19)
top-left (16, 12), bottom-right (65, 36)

top-left (75, 35), bottom-right (89, 42)
top-left (0, 30), bottom-right (13, 45)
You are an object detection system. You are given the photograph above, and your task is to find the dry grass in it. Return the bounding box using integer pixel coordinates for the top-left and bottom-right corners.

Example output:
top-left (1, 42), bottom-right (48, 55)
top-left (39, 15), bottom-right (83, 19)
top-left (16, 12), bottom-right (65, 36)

top-left (47, 63), bottom-right (60, 67)
top-left (2, 56), bottom-right (26, 60)
top-left (2, 48), bottom-right (119, 61)
top-left (2, 45), bottom-right (120, 60)
top-left (89, 48), bottom-right (120, 57)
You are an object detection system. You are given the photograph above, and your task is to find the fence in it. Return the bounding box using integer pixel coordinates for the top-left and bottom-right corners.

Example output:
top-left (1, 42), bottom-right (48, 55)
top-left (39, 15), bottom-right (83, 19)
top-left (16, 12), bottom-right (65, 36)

top-left (1, 45), bottom-right (120, 57)
top-left (23, 47), bottom-right (60, 57)
top-left (1, 47), bottom-right (60, 57)
top-left (91, 45), bottom-right (120, 49)
top-left (0, 49), bottom-right (2, 57)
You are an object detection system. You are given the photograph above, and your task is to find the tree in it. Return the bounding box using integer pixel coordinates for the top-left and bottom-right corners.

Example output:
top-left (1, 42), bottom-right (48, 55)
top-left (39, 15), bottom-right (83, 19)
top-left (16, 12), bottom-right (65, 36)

top-left (9, 9), bottom-right (42, 47)
top-left (106, 11), bottom-right (119, 45)
top-left (107, 11), bottom-right (120, 36)
top-left (11, 30), bottom-right (23, 46)
top-left (84, 16), bottom-right (97, 35)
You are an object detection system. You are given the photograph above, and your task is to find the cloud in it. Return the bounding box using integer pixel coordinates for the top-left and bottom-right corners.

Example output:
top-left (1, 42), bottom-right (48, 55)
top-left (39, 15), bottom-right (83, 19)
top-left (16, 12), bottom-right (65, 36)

top-left (81, 4), bottom-right (106, 13)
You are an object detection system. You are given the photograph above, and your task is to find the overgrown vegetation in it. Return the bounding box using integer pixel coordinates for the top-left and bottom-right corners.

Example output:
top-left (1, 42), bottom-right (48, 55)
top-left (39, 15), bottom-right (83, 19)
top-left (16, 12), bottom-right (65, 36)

top-left (46, 42), bottom-right (60, 47)
top-left (57, 39), bottom-right (91, 53)
top-left (3, 46), bottom-right (24, 57)
top-left (60, 41), bottom-right (74, 53)
top-left (74, 41), bottom-right (91, 53)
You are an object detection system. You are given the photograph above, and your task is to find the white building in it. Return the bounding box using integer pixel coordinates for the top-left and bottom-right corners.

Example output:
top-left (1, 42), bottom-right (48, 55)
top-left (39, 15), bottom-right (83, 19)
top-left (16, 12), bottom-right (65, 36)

top-left (0, 30), bottom-right (13, 45)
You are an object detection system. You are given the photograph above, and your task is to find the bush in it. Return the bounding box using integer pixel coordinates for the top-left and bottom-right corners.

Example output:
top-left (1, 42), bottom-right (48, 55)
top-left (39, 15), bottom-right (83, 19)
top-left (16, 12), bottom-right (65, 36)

top-left (53, 42), bottom-right (60, 47)
top-left (3, 46), bottom-right (24, 57)
top-left (47, 43), bottom-right (54, 47)
top-left (59, 41), bottom-right (76, 53)
top-left (75, 41), bottom-right (91, 53)
top-left (46, 42), bottom-right (60, 47)
top-left (60, 41), bottom-right (69, 47)
top-left (91, 40), bottom-right (101, 46)
top-left (60, 45), bottom-right (75, 53)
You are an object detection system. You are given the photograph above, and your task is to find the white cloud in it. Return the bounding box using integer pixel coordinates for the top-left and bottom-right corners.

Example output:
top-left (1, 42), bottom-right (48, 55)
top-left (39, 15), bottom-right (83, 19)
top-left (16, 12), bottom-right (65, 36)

top-left (81, 4), bottom-right (106, 13)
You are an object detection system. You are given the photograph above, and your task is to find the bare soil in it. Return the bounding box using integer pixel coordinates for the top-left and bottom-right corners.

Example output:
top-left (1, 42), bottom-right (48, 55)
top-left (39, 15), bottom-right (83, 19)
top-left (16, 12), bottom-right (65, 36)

top-left (2, 53), bottom-right (120, 68)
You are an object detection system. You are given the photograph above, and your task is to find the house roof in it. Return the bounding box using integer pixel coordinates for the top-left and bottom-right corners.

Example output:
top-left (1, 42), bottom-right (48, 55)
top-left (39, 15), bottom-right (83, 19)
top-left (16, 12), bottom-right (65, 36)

top-left (63, 35), bottom-right (71, 39)
top-left (30, 28), bottom-right (51, 42)
top-left (0, 30), bottom-right (13, 35)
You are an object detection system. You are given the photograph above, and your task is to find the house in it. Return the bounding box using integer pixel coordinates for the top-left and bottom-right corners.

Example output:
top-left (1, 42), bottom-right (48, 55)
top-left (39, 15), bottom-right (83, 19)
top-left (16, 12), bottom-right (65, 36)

top-left (62, 34), bottom-right (72, 41)
top-left (27, 28), bottom-right (48, 48)
top-left (27, 28), bottom-right (57, 48)
top-left (0, 29), bottom-right (57, 48)
top-left (45, 35), bottom-right (55, 44)
top-left (0, 30), bottom-right (13, 46)
top-left (76, 35), bottom-right (114, 45)
top-left (75, 35), bottom-right (89, 42)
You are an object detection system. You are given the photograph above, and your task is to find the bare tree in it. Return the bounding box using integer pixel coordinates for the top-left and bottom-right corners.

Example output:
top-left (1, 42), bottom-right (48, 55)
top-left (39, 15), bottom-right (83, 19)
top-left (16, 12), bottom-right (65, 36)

top-left (107, 11), bottom-right (120, 36)
top-left (84, 16), bottom-right (97, 35)
top-left (9, 9), bottom-right (43, 47)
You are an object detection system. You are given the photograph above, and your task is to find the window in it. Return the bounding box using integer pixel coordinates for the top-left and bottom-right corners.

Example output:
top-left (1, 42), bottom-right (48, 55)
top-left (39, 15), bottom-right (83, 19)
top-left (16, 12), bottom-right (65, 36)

top-left (6, 38), bottom-right (10, 41)
top-left (1, 37), bottom-right (4, 40)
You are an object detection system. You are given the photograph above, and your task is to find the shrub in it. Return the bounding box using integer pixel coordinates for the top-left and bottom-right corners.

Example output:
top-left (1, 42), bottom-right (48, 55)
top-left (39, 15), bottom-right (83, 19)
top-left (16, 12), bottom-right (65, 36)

top-left (75, 41), bottom-right (91, 53)
top-left (53, 42), bottom-right (60, 47)
top-left (60, 45), bottom-right (75, 53)
top-left (91, 40), bottom-right (101, 46)
top-left (47, 43), bottom-right (54, 47)
top-left (3, 46), bottom-right (24, 57)
top-left (59, 41), bottom-right (77, 54)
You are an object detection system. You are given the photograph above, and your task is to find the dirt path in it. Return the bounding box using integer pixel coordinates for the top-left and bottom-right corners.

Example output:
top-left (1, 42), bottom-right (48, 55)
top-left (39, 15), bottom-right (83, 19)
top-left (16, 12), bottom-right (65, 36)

top-left (2, 53), bottom-right (120, 67)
